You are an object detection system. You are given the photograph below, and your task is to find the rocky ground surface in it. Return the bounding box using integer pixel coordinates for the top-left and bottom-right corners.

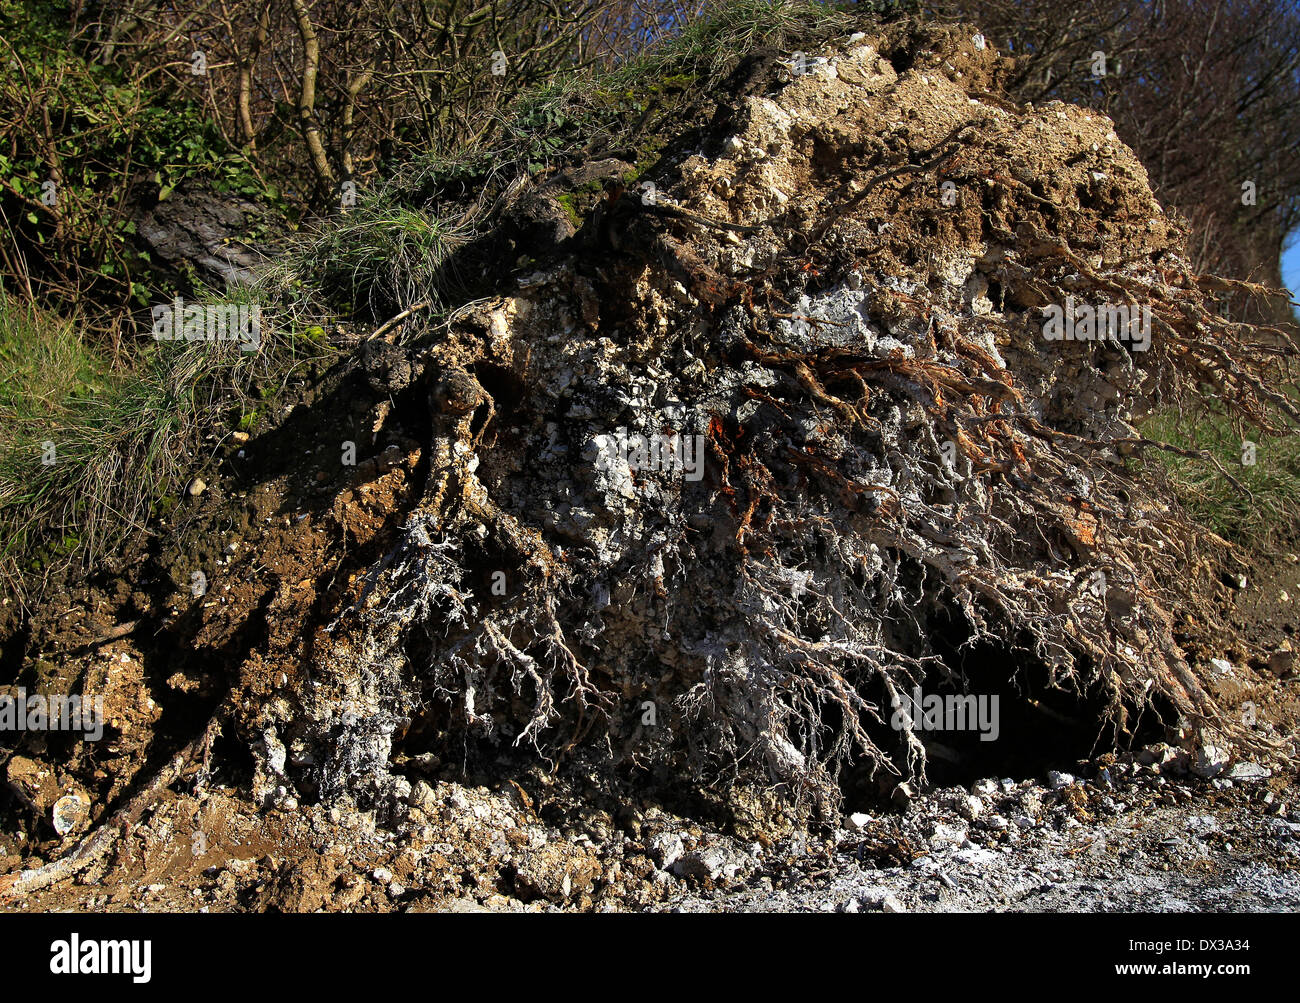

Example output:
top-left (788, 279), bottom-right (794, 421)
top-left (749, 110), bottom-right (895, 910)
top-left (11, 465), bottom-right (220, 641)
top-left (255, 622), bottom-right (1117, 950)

top-left (2, 743), bottom-right (1296, 912)
top-left (667, 760), bottom-right (1300, 913)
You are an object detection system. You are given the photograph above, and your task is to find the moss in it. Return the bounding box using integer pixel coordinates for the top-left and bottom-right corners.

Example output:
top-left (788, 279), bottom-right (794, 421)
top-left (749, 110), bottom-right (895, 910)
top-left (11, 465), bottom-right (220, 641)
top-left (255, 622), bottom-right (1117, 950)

top-left (555, 192), bottom-right (583, 228)
top-left (238, 407), bottom-right (265, 433)
top-left (655, 73), bottom-right (699, 91)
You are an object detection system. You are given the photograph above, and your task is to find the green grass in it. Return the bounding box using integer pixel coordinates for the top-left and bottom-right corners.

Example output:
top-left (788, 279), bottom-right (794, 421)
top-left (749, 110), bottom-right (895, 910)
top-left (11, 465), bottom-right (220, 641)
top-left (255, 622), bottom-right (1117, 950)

top-left (1140, 400), bottom-right (1300, 548)
top-left (270, 193), bottom-right (474, 320)
top-left (0, 290), bottom-right (329, 603)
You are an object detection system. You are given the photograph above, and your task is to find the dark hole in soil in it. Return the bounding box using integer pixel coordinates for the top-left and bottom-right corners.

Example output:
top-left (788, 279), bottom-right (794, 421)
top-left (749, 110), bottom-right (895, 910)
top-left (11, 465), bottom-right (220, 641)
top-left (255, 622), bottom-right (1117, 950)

top-left (842, 607), bottom-right (1168, 805)
top-left (205, 721), bottom-right (256, 788)
top-left (474, 362), bottom-right (526, 415)
top-left (911, 636), bottom-right (1161, 788)
top-left (885, 46), bottom-right (915, 74)
top-left (0, 616), bottom-right (30, 686)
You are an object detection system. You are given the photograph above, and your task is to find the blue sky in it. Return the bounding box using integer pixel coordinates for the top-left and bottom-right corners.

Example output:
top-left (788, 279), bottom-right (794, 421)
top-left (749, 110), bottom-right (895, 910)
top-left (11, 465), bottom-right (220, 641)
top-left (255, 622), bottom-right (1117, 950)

top-left (1286, 233), bottom-right (1300, 320)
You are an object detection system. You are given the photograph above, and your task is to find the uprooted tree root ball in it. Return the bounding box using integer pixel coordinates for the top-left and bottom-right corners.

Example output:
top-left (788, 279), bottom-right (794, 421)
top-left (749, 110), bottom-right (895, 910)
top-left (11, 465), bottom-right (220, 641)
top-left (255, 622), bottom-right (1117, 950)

top-left (290, 21), bottom-right (1292, 807)
top-left (3, 18), bottom-right (1297, 906)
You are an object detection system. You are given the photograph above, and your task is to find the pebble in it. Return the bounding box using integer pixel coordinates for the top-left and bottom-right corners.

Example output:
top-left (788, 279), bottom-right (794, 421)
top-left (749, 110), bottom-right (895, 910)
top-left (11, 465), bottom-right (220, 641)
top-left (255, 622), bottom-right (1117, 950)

top-left (672, 847), bottom-right (731, 881)
top-left (51, 793), bottom-right (87, 836)
top-left (846, 812), bottom-right (873, 832)
top-left (954, 795), bottom-right (984, 821)
top-left (1047, 770), bottom-right (1075, 790)
top-left (1191, 743), bottom-right (1230, 779)
top-left (647, 832), bottom-right (684, 870)
top-left (929, 823), bottom-right (967, 848)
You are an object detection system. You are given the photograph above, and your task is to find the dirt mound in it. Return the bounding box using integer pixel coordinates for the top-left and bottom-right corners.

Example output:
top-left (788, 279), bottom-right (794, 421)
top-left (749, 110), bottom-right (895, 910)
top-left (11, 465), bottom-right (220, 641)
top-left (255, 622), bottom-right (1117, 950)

top-left (3, 17), bottom-right (1296, 908)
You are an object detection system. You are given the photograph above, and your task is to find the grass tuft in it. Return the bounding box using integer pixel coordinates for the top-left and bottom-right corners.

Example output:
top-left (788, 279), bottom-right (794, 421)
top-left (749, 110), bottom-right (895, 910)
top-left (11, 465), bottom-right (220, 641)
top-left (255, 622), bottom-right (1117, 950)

top-left (1141, 398), bottom-right (1300, 548)
top-left (0, 289), bottom-right (327, 604)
